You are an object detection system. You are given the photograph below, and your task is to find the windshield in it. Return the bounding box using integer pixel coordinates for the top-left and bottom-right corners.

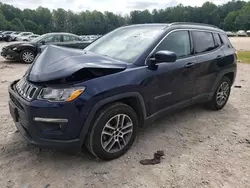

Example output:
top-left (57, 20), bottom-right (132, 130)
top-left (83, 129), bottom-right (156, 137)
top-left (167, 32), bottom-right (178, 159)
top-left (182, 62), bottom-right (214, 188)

top-left (85, 25), bottom-right (165, 63)
top-left (31, 34), bottom-right (48, 42)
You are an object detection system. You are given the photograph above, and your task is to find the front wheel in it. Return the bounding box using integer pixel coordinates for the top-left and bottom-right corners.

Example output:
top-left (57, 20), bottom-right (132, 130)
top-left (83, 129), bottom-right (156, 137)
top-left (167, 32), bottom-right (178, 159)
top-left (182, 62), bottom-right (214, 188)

top-left (86, 103), bottom-right (138, 160)
top-left (20, 50), bottom-right (35, 64)
top-left (206, 76), bottom-right (232, 110)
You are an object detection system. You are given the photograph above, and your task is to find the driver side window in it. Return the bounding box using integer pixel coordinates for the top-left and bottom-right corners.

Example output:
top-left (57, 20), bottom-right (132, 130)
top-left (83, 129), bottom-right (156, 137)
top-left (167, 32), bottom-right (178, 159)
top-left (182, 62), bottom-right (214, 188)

top-left (156, 31), bottom-right (191, 58)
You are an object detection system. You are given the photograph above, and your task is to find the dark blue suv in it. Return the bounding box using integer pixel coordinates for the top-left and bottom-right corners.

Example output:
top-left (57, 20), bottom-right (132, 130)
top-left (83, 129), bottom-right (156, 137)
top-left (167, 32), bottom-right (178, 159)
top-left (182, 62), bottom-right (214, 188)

top-left (8, 23), bottom-right (237, 160)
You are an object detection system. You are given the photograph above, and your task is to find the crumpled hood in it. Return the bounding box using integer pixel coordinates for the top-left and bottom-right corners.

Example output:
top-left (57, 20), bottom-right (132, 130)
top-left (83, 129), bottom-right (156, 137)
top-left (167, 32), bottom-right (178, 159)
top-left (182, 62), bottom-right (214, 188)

top-left (4, 41), bottom-right (29, 49)
top-left (27, 45), bottom-right (128, 82)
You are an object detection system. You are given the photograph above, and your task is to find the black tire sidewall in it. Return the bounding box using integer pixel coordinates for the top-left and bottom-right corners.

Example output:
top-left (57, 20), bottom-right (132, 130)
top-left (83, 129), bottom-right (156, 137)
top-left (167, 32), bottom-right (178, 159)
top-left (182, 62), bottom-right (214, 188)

top-left (89, 103), bottom-right (138, 160)
top-left (20, 50), bottom-right (35, 64)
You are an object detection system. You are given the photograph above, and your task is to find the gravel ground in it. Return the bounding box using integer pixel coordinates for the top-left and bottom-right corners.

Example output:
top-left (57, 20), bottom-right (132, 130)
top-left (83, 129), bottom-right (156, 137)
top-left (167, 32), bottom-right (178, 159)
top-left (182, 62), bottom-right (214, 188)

top-left (229, 37), bottom-right (250, 51)
top-left (0, 39), bottom-right (250, 188)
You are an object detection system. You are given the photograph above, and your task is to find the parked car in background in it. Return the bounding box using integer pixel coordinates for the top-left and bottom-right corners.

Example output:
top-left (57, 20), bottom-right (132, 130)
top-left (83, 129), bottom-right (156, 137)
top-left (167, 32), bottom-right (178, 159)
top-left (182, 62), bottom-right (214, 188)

top-left (1, 31), bottom-right (14, 41)
top-left (80, 35), bottom-right (100, 42)
top-left (19, 34), bottom-right (40, 41)
top-left (8, 23), bottom-right (237, 160)
top-left (237, 30), bottom-right (247, 37)
top-left (15, 32), bottom-right (34, 41)
top-left (226, 31), bottom-right (236, 37)
top-left (8, 31), bottom-right (21, 41)
top-left (246, 30), bottom-right (250, 36)
top-left (1, 32), bottom-right (92, 63)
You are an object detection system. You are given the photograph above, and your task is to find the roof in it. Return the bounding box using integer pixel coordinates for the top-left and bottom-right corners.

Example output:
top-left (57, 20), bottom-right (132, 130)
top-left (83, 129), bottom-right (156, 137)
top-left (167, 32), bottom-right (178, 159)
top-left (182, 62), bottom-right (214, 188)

top-left (122, 22), bottom-right (225, 33)
top-left (46, 32), bottom-right (79, 36)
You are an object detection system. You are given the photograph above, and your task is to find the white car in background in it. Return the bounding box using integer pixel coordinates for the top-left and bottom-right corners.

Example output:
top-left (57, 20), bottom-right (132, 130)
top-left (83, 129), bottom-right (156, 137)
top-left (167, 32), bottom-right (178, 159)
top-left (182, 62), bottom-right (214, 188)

top-left (9, 32), bottom-right (21, 41)
top-left (237, 30), bottom-right (247, 37)
top-left (226, 31), bottom-right (237, 37)
top-left (19, 34), bottom-right (40, 41)
top-left (246, 30), bottom-right (250, 36)
top-left (15, 32), bottom-right (33, 41)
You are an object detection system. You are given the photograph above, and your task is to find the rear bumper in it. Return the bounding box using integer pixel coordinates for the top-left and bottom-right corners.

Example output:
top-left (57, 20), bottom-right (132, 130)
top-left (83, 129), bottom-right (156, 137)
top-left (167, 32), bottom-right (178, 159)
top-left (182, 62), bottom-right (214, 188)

top-left (8, 80), bottom-right (90, 152)
top-left (1, 49), bottom-right (20, 60)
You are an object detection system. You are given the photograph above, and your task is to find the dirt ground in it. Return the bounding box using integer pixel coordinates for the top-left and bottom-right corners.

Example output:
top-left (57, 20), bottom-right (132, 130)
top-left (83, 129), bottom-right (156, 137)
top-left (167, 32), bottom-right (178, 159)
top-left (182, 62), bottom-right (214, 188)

top-left (0, 38), bottom-right (250, 188)
top-left (229, 37), bottom-right (250, 51)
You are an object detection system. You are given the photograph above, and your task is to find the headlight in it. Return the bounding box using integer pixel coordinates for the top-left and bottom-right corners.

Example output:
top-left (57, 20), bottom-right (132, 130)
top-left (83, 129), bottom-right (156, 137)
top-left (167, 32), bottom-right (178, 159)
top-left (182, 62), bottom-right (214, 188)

top-left (13, 47), bottom-right (17, 51)
top-left (37, 87), bottom-right (86, 102)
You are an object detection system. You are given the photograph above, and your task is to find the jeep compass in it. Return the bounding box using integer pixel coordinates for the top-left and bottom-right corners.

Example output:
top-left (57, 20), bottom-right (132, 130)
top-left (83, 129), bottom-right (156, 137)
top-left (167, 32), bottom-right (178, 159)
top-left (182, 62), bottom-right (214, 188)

top-left (8, 23), bottom-right (237, 160)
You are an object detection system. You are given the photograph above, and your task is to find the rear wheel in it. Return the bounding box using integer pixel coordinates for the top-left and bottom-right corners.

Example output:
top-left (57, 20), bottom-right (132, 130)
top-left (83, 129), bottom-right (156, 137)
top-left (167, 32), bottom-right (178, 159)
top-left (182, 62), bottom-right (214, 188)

top-left (7, 37), bottom-right (11, 42)
top-left (86, 103), bottom-right (138, 160)
top-left (206, 76), bottom-right (231, 110)
top-left (20, 50), bottom-right (35, 64)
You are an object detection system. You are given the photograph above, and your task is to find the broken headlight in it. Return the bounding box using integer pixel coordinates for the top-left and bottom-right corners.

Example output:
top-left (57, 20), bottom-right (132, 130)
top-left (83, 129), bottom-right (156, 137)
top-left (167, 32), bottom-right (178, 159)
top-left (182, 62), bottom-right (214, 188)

top-left (37, 87), bottom-right (86, 102)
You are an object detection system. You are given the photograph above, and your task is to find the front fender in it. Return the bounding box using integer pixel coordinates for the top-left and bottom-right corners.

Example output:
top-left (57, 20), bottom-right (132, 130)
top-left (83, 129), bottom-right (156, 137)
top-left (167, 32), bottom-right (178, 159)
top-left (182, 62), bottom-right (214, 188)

top-left (79, 92), bottom-right (146, 144)
top-left (16, 44), bottom-right (37, 53)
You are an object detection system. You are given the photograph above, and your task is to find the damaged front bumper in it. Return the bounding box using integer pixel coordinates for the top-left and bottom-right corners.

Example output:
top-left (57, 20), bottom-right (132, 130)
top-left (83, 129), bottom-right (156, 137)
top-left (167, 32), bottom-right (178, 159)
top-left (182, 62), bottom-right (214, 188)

top-left (1, 48), bottom-right (20, 60)
top-left (8, 80), bottom-right (90, 152)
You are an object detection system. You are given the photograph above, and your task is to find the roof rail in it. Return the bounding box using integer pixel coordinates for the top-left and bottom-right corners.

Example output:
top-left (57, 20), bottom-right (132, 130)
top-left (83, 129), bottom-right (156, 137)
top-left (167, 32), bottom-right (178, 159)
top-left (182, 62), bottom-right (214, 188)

top-left (169, 22), bottom-right (219, 29)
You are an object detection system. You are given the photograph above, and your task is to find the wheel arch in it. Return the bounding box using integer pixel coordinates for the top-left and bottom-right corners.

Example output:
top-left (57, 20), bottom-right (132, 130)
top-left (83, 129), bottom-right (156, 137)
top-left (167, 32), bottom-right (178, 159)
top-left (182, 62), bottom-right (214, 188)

top-left (79, 92), bottom-right (147, 145)
top-left (211, 68), bottom-right (236, 93)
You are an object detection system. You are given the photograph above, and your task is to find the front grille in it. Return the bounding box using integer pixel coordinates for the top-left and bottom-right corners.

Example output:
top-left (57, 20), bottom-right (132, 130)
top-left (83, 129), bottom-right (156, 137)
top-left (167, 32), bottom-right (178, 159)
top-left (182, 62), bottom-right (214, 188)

top-left (15, 78), bottom-right (38, 101)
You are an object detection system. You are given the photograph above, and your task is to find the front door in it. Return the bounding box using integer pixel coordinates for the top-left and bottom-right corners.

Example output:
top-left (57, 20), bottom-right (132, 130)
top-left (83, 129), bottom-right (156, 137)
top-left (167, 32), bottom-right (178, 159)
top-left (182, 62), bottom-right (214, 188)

top-left (147, 30), bottom-right (197, 114)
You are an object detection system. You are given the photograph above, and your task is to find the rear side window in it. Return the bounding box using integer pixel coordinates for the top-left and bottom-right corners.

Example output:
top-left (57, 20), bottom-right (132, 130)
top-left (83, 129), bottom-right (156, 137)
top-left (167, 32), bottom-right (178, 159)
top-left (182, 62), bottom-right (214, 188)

top-left (63, 35), bottom-right (80, 42)
top-left (213, 33), bottom-right (222, 48)
top-left (192, 31), bottom-right (215, 54)
top-left (156, 30), bottom-right (191, 58)
top-left (220, 34), bottom-right (233, 48)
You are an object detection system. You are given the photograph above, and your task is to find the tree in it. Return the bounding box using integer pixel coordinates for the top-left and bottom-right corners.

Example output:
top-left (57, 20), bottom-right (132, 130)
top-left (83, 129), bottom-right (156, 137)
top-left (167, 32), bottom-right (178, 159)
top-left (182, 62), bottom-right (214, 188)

top-left (10, 18), bottom-right (25, 31)
top-left (224, 11), bottom-right (240, 31)
top-left (0, 11), bottom-right (6, 30)
top-left (235, 2), bottom-right (250, 30)
top-left (23, 19), bottom-right (38, 32)
top-left (36, 24), bottom-right (45, 34)
top-left (0, 0), bottom-right (248, 34)
top-left (52, 8), bottom-right (67, 31)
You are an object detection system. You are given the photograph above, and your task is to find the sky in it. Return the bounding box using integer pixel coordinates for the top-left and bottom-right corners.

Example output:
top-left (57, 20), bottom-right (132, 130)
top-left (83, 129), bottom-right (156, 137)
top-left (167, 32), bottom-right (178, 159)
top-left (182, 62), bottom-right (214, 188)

top-left (2, 0), bottom-right (233, 14)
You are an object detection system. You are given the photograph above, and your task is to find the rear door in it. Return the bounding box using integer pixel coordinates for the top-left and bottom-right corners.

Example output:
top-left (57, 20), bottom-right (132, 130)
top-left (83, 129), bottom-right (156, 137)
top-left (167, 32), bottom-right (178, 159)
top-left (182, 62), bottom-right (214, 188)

top-left (61, 35), bottom-right (81, 49)
top-left (191, 30), bottom-right (224, 99)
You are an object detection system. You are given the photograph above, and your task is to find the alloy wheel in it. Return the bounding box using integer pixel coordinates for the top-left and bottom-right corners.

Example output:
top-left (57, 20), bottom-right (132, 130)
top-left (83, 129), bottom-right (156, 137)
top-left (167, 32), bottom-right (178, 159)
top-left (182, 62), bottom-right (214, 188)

top-left (101, 114), bottom-right (133, 153)
top-left (22, 52), bottom-right (34, 63)
top-left (216, 81), bottom-right (230, 106)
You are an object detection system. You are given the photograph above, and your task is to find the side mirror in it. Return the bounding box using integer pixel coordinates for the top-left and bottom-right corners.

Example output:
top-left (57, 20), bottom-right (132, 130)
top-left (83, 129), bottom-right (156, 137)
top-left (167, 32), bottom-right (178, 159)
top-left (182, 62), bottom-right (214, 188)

top-left (40, 40), bottom-right (45, 45)
top-left (155, 50), bottom-right (177, 63)
top-left (148, 50), bottom-right (177, 66)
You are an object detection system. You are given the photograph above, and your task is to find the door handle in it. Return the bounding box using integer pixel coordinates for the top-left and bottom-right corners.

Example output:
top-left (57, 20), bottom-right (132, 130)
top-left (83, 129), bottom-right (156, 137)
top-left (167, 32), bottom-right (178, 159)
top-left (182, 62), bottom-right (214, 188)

top-left (184, 62), bottom-right (195, 68)
top-left (216, 55), bottom-right (223, 60)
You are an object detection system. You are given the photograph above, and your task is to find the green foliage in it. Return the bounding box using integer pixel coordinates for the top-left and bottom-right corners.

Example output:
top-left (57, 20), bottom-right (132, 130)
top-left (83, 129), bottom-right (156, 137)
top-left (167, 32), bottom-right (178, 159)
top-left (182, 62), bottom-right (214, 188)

top-left (0, 11), bottom-right (6, 29)
top-left (237, 51), bottom-right (250, 64)
top-left (10, 18), bottom-right (25, 31)
top-left (23, 19), bottom-right (38, 31)
top-left (0, 1), bottom-right (249, 34)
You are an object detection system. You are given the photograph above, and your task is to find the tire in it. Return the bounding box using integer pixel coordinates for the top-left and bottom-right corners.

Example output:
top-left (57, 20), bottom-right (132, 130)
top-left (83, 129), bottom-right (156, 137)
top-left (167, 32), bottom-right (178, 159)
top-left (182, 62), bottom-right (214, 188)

top-left (206, 76), bottom-right (232, 110)
top-left (7, 37), bottom-right (11, 42)
top-left (86, 102), bottom-right (138, 160)
top-left (20, 50), bottom-right (35, 64)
